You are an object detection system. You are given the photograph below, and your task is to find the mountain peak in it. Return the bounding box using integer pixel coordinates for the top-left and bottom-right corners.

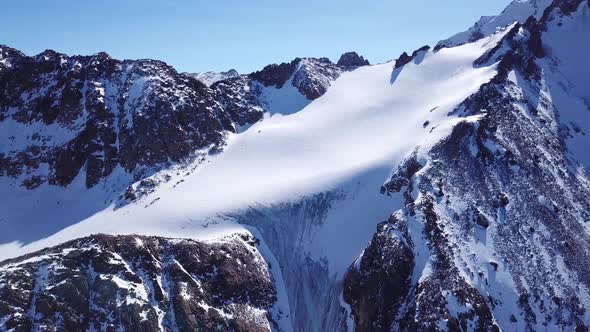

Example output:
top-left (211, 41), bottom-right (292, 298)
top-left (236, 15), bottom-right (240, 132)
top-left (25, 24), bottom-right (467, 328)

top-left (336, 51), bottom-right (370, 68)
top-left (189, 69), bottom-right (240, 86)
top-left (224, 68), bottom-right (239, 76)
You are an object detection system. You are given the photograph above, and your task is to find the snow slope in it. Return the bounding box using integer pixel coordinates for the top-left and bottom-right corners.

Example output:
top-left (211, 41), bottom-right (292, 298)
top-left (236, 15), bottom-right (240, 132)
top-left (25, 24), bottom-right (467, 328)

top-left (0, 29), bottom-right (506, 270)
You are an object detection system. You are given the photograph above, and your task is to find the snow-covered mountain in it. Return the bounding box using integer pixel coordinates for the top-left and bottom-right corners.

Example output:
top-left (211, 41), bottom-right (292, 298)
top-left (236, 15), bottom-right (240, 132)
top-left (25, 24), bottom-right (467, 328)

top-left (1, 0), bottom-right (590, 331)
top-left (0, 48), bottom-right (365, 192)
top-left (188, 69), bottom-right (240, 87)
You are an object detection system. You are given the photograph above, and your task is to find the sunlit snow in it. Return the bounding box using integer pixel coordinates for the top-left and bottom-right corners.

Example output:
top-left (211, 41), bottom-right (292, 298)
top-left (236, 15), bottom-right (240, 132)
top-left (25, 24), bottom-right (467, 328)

top-left (0, 32), bottom-right (506, 273)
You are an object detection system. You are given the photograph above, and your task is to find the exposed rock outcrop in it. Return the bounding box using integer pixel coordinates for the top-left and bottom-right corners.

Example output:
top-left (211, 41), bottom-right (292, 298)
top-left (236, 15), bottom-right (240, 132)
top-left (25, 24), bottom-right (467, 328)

top-left (336, 51), bottom-right (370, 68)
top-left (0, 234), bottom-right (279, 331)
top-left (0, 47), bottom-right (233, 188)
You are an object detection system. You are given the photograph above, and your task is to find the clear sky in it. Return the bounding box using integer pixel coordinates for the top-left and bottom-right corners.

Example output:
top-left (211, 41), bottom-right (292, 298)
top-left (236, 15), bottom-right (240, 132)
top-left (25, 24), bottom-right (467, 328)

top-left (1, 1), bottom-right (512, 74)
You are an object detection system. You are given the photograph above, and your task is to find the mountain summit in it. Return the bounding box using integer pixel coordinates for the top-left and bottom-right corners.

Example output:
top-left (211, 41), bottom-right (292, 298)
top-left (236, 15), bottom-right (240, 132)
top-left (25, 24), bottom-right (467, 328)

top-left (188, 69), bottom-right (240, 86)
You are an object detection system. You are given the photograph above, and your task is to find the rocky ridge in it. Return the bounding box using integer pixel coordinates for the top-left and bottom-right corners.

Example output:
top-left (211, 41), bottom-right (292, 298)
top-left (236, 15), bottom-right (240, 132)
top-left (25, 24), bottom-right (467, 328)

top-left (0, 47), bottom-right (233, 189)
top-left (0, 48), bottom-right (369, 192)
top-left (213, 52), bottom-right (370, 127)
top-left (345, 1), bottom-right (590, 330)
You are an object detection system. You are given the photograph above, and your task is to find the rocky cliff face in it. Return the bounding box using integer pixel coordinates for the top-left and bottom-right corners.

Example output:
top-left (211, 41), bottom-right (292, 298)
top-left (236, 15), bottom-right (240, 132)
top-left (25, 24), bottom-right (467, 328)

top-left (0, 234), bottom-right (279, 332)
top-left (344, 1), bottom-right (590, 330)
top-left (0, 47), bottom-right (233, 189)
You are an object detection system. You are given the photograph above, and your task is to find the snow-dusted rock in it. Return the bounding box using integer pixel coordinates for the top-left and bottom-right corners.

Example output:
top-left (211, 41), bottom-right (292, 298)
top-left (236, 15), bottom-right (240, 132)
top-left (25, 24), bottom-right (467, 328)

top-left (0, 47), bottom-right (232, 188)
top-left (336, 51), bottom-right (370, 68)
top-left (0, 233), bottom-right (279, 331)
top-left (188, 69), bottom-right (239, 86)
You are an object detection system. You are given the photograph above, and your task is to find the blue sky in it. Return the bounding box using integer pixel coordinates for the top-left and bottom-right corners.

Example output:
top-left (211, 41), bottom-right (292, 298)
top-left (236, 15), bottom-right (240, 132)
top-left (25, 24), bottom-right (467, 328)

top-left (1, 1), bottom-right (511, 73)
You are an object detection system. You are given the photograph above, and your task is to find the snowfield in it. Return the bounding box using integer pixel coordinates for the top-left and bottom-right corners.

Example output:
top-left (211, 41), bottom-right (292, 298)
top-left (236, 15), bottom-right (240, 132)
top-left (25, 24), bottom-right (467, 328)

top-left (0, 28), bottom-right (506, 270)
